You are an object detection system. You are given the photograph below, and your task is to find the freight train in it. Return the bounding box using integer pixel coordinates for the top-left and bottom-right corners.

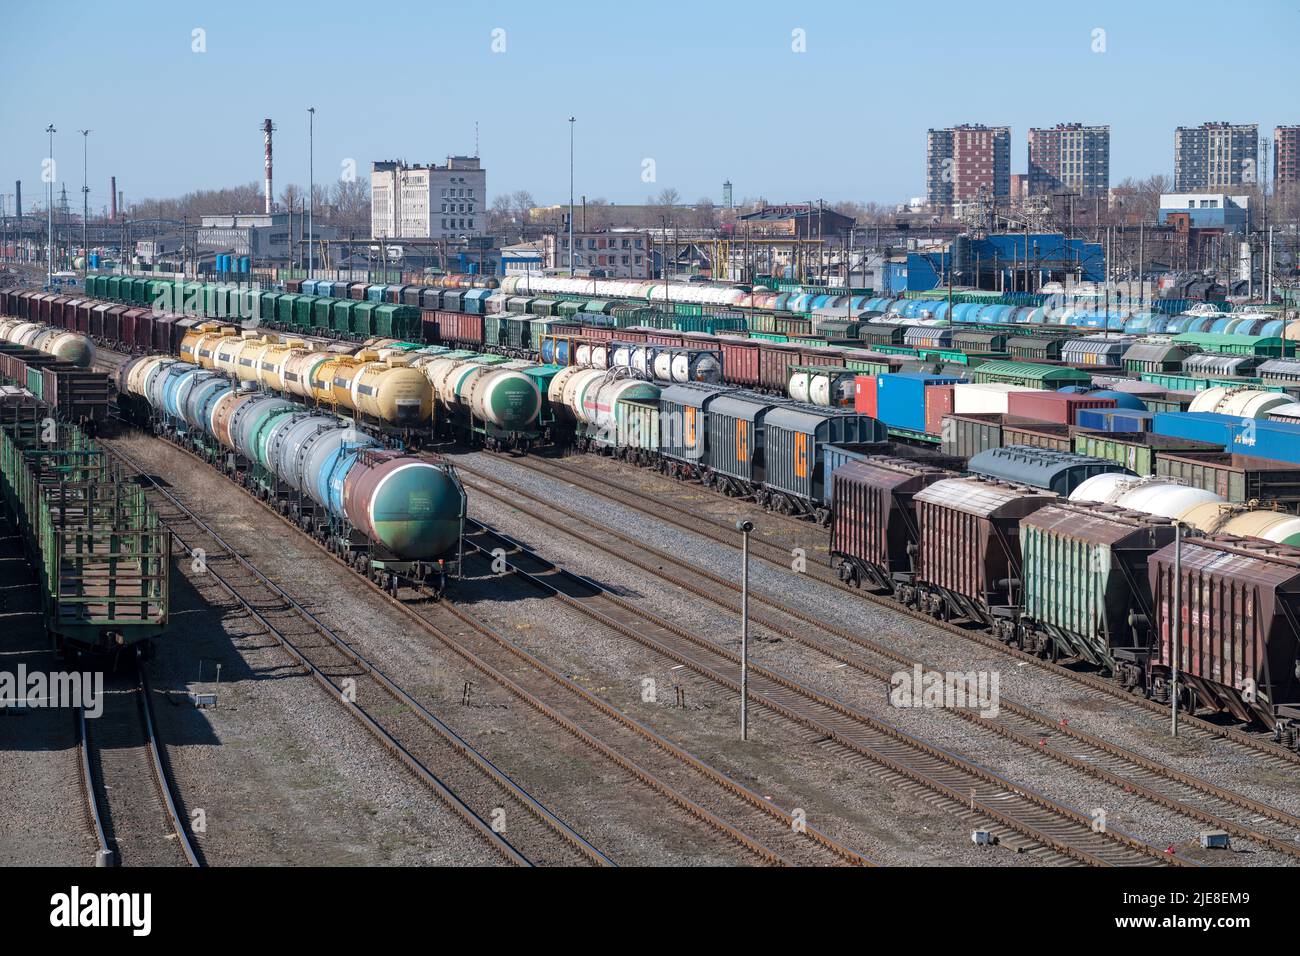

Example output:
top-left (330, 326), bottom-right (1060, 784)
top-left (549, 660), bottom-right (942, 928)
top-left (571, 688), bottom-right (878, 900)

top-left (827, 458), bottom-right (1300, 744)
top-left (0, 388), bottom-right (170, 656)
top-left (114, 356), bottom-right (467, 596)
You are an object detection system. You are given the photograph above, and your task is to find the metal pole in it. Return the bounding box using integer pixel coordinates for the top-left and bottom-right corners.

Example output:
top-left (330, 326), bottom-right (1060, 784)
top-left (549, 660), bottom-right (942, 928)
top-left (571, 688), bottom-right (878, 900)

top-left (308, 106), bottom-right (315, 279)
top-left (1171, 521), bottom-right (1182, 738)
top-left (46, 124), bottom-right (56, 287)
top-left (79, 130), bottom-right (90, 273)
top-left (737, 518), bottom-right (753, 740)
top-left (568, 117), bottom-right (575, 277)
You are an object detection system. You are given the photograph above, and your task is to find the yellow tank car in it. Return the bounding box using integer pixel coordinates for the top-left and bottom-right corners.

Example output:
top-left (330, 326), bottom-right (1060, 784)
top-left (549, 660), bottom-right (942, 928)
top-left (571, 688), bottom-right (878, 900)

top-left (212, 333), bottom-right (254, 378)
top-left (349, 356), bottom-right (433, 426)
top-left (281, 350), bottom-right (332, 402)
top-left (179, 322), bottom-right (232, 365)
top-left (256, 340), bottom-right (308, 392)
top-left (234, 336), bottom-right (280, 385)
top-left (309, 354), bottom-right (350, 407)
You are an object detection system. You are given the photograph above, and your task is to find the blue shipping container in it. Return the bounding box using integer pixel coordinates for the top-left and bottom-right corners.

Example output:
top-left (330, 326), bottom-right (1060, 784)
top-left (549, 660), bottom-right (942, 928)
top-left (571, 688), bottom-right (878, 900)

top-left (1152, 412), bottom-right (1300, 464)
top-left (1076, 408), bottom-right (1155, 432)
top-left (874, 373), bottom-right (963, 434)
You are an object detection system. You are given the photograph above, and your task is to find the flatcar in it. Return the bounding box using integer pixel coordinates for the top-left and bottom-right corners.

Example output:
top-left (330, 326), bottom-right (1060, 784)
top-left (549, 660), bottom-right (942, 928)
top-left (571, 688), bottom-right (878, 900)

top-left (0, 392), bottom-right (169, 655)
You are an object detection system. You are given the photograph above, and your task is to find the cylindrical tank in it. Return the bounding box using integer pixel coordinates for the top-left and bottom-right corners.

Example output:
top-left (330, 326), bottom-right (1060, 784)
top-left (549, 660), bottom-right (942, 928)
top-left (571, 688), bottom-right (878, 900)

top-left (342, 452), bottom-right (465, 560)
top-left (584, 376), bottom-right (660, 434)
top-left (187, 377), bottom-right (232, 432)
top-left (275, 415), bottom-right (345, 492)
top-left (350, 359), bottom-right (433, 425)
top-left (462, 366), bottom-right (542, 429)
top-left (1114, 480), bottom-right (1224, 518)
top-left (1219, 510), bottom-right (1300, 546)
top-left (232, 396), bottom-right (296, 464)
top-left (1188, 386), bottom-right (1292, 419)
top-left (210, 390), bottom-right (257, 451)
top-left (563, 368), bottom-right (609, 424)
top-left (307, 428), bottom-right (381, 509)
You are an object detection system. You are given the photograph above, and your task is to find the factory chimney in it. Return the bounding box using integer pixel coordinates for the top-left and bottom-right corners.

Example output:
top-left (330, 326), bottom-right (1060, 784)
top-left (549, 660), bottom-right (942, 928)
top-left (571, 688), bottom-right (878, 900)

top-left (14, 181), bottom-right (21, 220)
top-left (110, 176), bottom-right (117, 220)
top-left (263, 118), bottom-right (274, 214)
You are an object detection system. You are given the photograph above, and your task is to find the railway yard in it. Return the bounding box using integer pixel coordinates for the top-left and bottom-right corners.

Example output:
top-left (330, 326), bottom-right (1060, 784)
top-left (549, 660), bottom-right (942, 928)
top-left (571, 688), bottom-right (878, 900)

top-left (4, 268), bottom-right (1300, 881)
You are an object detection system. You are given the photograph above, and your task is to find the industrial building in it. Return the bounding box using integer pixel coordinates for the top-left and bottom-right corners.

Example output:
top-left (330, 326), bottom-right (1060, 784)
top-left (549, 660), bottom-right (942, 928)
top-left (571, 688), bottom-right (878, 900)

top-left (370, 157), bottom-right (487, 240)
top-left (545, 229), bottom-right (653, 278)
top-left (1027, 124), bottom-right (1110, 197)
top-left (926, 125), bottom-right (1011, 214)
top-left (905, 233), bottom-right (1105, 292)
top-left (1173, 123), bottom-right (1259, 191)
top-left (196, 213), bottom-right (335, 266)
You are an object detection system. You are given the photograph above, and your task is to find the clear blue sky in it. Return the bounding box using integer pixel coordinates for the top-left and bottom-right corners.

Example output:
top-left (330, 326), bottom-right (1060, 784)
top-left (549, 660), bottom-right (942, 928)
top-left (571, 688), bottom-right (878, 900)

top-left (1, 0), bottom-right (1294, 215)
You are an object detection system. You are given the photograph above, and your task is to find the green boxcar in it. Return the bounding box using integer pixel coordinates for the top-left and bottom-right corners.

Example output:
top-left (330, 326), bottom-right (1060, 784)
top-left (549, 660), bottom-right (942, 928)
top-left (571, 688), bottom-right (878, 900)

top-left (972, 359), bottom-right (1090, 389)
top-left (354, 302), bottom-right (376, 337)
top-left (259, 291), bottom-right (282, 325)
top-left (276, 294), bottom-right (300, 326)
top-left (312, 297), bottom-right (333, 330)
top-left (292, 294), bottom-right (316, 328)
top-left (1019, 503), bottom-right (1175, 673)
top-left (1071, 431), bottom-right (1221, 475)
top-left (374, 304), bottom-right (402, 339)
top-left (1139, 371), bottom-right (1275, 392)
top-left (1173, 332), bottom-right (1290, 358)
top-left (330, 300), bottom-right (355, 334)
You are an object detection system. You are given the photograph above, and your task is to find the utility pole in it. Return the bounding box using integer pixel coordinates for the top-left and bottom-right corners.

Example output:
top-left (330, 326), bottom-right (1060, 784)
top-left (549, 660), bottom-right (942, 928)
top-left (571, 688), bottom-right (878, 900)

top-left (78, 129), bottom-right (91, 272)
top-left (568, 117), bottom-right (575, 277)
top-left (1171, 521), bottom-right (1182, 738)
top-left (45, 124), bottom-right (56, 287)
top-left (736, 518), bottom-right (754, 740)
top-left (308, 106), bottom-right (316, 278)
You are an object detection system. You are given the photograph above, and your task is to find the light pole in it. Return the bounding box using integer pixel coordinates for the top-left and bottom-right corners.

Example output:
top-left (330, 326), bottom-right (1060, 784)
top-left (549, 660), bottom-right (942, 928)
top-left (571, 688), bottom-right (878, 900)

top-left (45, 124), bottom-right (56, 287)
top-left (736, 517), bottom-right (754, 740)
top-left (568, 117), bottom-right (575, 277)
top-left (1171, 520), bottom-right (1182, 738)
top-left (78, 129), bottom-right (91, 275)
top-left (308, 106), bottom-right (315, 279)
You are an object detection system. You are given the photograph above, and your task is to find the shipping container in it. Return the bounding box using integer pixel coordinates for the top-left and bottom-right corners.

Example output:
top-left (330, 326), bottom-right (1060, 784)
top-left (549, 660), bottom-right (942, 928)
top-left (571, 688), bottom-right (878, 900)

top-left (870, 372), bottom-right (964, 434)
top-left (1075, 408), bottom-right (1155, 433)
top-left (1005, 390), bottom-right (1117, 425)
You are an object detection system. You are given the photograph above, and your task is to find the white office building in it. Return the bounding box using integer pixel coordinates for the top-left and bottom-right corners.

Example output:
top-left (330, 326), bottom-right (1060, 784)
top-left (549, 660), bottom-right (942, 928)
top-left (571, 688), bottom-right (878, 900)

top-left (371, 157), bottom-right (487, 239)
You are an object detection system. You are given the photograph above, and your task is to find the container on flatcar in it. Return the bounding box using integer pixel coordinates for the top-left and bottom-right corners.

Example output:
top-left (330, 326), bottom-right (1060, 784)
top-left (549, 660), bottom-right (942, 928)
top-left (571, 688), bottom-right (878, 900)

top-left (1005, 390), bottom-right (1117, 425)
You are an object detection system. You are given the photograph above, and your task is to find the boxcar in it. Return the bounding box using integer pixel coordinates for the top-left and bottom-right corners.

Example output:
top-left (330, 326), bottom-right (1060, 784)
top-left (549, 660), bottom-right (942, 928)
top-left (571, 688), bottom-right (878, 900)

top-left (1154, 451), bottom-right (1300, 508)
top-left (760, 404), bottom-right (887, 522)
top-left (1150, 535), bottom-right (1300, 731)
top-left (1073, 431), bottom-right (1222, 475)
top-left (966, 445), bottom-right (1134, 495)
top-left (1019, 502), bottom-right (1175, 684)
top-left (908, 477), bottom-right (1055, 632)
top-left (830, 456), bottom-right (957, 591)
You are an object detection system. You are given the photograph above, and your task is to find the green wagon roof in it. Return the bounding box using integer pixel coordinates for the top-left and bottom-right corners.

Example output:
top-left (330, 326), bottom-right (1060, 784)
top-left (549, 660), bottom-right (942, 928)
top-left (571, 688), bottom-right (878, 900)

top-left (972, 359), bottom-right (1091, 382)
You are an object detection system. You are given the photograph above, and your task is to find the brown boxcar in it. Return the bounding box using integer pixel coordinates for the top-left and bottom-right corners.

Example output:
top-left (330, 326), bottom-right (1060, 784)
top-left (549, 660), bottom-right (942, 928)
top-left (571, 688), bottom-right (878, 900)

top-left (757, 344), bottom-right (802, 393)
top-left (130, 308), bottom-right (156, 353)
top-left (1001, 421), bottom-right (1074, 452)
top-left (830, 456), bottom-right (956, 591)
top-left (716, 337), bottom-right (761, 388)
top-left (1149, 534), bottom-right (1300, 730)
top-left (433, 310), bottom-right (484, 348)
top-left (910, 477), bottom-right (1055, 630)
top-left (645, 330), bottom-right (684, 348)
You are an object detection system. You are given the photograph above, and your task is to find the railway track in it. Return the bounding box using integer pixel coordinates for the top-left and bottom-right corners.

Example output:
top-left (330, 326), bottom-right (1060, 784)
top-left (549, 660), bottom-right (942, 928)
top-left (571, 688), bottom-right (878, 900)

top-left (449, 505), bottom-right (1191, 866)
top-left (453, 459), bottom-right (1300, 861)
top-left (78, 667), bottom-right (202, 867)
top-left (105, 442), bottom-right (608, 868)
top-left (101, 434), bottom-right (876, 866)
top-left (504, 452), bottom-right (1300, 769)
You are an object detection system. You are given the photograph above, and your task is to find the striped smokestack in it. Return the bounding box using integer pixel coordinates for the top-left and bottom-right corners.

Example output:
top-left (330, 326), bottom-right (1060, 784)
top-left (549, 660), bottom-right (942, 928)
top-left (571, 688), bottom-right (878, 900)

top-left (263, 118), bottom-right (274, 214)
